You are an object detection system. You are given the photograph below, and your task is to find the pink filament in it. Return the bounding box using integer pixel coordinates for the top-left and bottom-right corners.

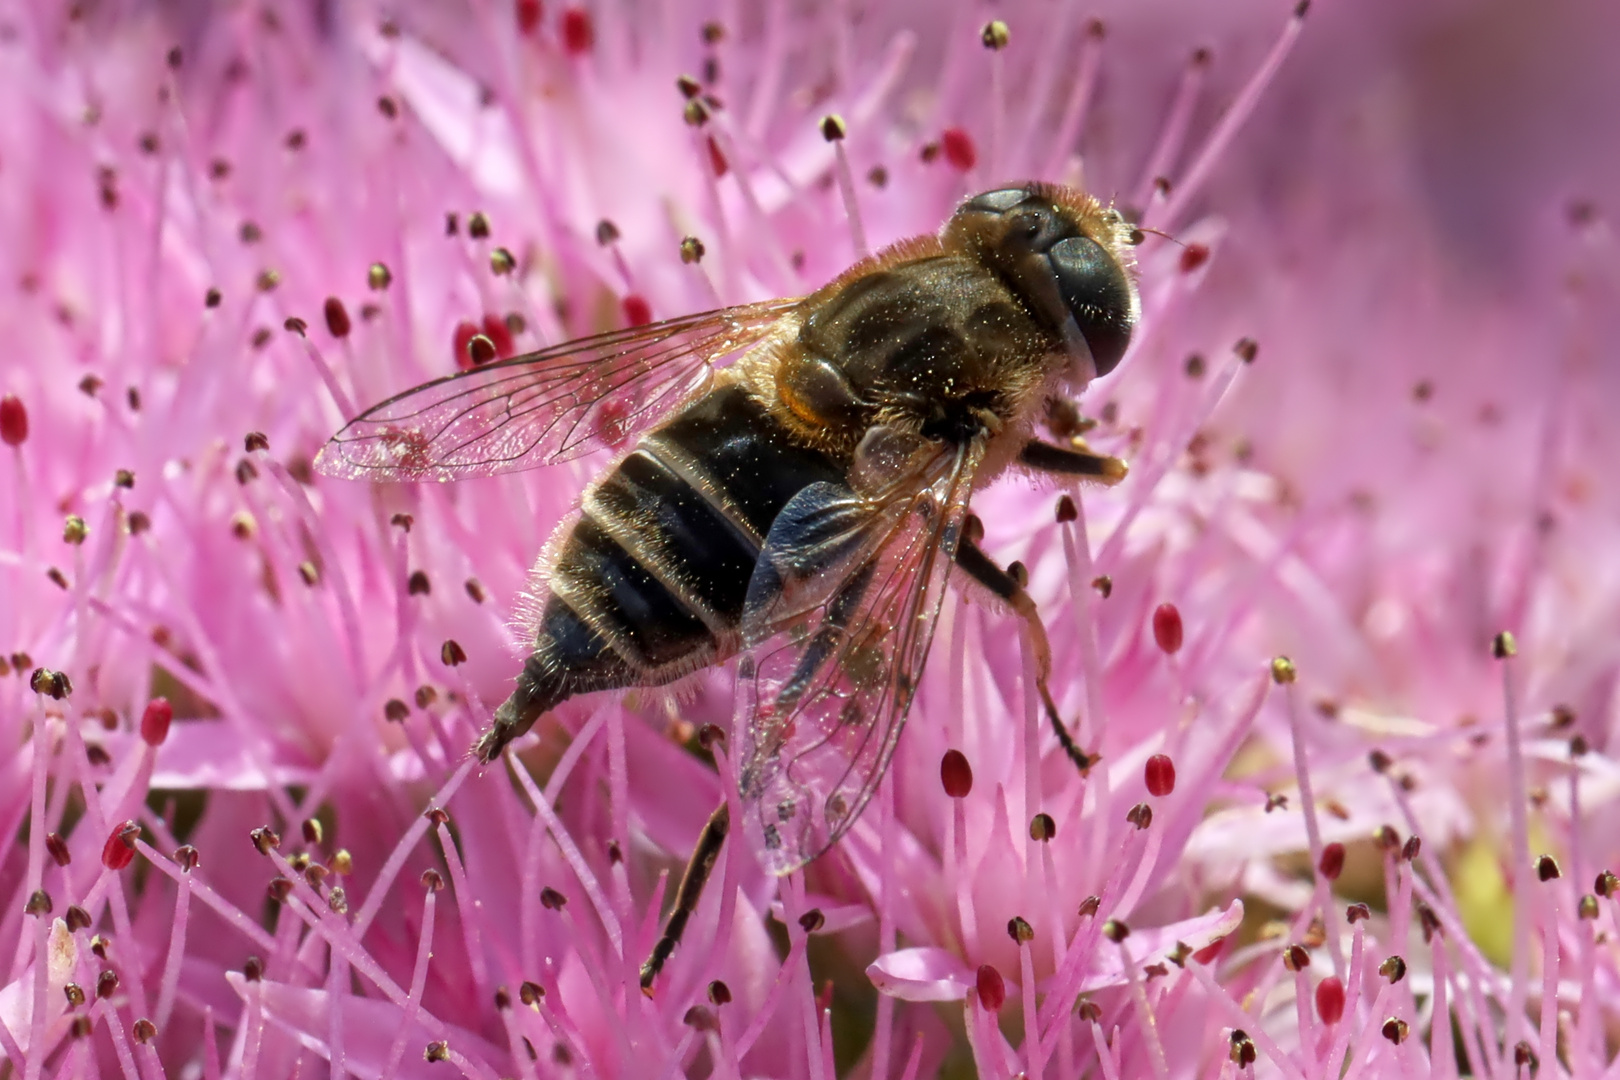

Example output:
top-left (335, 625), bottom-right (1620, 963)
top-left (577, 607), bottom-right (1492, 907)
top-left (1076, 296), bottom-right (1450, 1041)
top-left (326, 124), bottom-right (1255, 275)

top-left (351, 760), bottom-right (474, 937)
top-left (433, 820), bottom-right (492, 997)
top-left (1538, 892), bottom-right (1560, 1075)
top-left (1281, 676), bottom-right (1344, 976)
top-left (99, 1001), bottom-right (143, 1080)
top-left (1132, 50), bottom-right (1208, 211)
top-left (153, 868), bottom-right (193, 1029)
top-left (1157, 2), bottom-right (1308, 229)
top-left (380, 889), bottom-right (437, 1080)
top-left (1183, 960), bottom-right (1307, 1080)
top-left (240, 982), bottom-right (265, 1080)
top-left (328, 948), bottom-right (349, 1080)
top-left (1428, 941), bottom-right (1457, 1080)
top-left (24, 907), bottom-right (47, 1080)
top-left (134, 841), bottom-right (281, 957)
top-left (896, 1035), bottom-right (925, 1080)
top-left (1019, 936), bottom-right (1043, 1080)
top-left (1087, 1019), bottom-right (1122, 1080)
top-left (202, 1006), bottom-right (222, 1080)
top-left (1499, 652), bottom-right (1534, 1050)
top-left (831, 140), bottom-right (869, 260)
top-left (1057, 506), bottom-right (1103, 748)
top-left (1039, 22), bottom-right (1106, 180)
top-left (1116, 939), bottom-right (1169, 1080)
top-left (733, 933), bottom-right (811, 1060)
top-left (508, 753), bottom-right (625, 956)
top-left (870, 778), bottom-right (897, 1080)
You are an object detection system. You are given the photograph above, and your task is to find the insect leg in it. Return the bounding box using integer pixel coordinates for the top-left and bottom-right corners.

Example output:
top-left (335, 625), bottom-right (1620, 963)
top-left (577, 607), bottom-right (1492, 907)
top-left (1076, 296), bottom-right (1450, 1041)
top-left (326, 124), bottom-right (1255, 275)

top-left (640, 800), bottom-right (731, 994)
top-left (954, 518), bottom-right (1096, 775)
top-left (1017, 439), bottom-right (1128, 484)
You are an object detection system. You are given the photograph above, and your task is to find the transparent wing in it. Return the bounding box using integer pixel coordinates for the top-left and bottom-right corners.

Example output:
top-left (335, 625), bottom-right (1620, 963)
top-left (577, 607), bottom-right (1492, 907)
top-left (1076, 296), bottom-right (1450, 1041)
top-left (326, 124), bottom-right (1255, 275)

top-left (734, 438), bottom-right (984, 876)
top-left (315, 299), bottom-right (802, 481)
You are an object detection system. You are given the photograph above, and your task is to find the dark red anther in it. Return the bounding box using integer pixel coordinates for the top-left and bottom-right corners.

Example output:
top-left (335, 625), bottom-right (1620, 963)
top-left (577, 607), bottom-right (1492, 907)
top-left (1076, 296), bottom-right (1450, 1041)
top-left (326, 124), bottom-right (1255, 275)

top-left (517, 0), bottom-right (543, 35)
top-left (560, 8), bottom-right (594, 53)
top-left (139, 697), bottom-right (173, 746)
top-left (1179, 244), bottom-right (1210, 274)
top-left (102, 821), bottom-right (140, 871)
top-left (1318, 842), bottom-right (1345, 880)
top-left (940, 749), bottom-right (973, 798)
top-left (466, 336), bottom-right (497, 367)
top-left (481, 313), bottom-right (515, 359)
top-left (622, 295), bottom-right (652, 327)
top-left (1152, 603), bottom-right (1183, 655)
top-left (975, 964), bottom-right (1005, 1011)
top-left (452, 320), bottom-right (480, 370)
top-left (941, 128), bottom-right (977, 171)
top-left (1315, 976), bottom-right (1344, 1024)
top-left (1144, 754), bottom-right (1176, 797)
top-left (323, 297), bottom-right (352, 339)
top-left (0, 395), bottom-right (27, 446)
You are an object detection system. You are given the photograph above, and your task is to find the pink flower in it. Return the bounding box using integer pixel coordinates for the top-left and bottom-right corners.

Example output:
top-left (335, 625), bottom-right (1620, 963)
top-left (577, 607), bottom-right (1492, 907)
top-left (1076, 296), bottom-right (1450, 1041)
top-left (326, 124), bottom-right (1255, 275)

top-left (3, 0), bottom-right (1618, 1077)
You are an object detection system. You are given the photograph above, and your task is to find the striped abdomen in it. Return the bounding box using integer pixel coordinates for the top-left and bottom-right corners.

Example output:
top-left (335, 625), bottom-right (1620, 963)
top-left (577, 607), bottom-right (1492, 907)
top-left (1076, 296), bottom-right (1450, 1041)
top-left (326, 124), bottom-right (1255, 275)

top-left (496, 384), bottom-right (844, 739)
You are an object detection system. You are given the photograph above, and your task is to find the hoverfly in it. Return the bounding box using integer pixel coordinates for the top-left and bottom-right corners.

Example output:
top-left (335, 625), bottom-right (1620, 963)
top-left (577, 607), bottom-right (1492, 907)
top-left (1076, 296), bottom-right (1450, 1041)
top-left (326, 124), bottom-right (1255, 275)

top-left (317, 182), bottom-right (1140, 989)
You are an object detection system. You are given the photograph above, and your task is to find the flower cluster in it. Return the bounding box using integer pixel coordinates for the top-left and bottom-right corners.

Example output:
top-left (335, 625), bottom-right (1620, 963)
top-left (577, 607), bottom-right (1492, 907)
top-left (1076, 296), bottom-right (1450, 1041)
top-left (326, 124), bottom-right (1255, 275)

top-left (2, 0), bottom-right (1618, 1077)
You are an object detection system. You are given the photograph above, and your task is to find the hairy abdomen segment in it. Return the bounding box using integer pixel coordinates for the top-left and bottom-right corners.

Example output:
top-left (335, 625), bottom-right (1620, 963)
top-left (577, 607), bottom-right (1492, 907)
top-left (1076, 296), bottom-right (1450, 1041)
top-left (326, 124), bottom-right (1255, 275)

top-left (477, 384), bottom-right (845, 760)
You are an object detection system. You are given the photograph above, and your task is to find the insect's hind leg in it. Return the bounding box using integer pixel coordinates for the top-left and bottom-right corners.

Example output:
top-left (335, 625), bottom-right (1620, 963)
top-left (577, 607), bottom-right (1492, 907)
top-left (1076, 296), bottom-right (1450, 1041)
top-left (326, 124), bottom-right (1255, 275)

top-left (640, 800), bottom-right (731, 993)
top-left (954, 517), bottom-right (1096, 775)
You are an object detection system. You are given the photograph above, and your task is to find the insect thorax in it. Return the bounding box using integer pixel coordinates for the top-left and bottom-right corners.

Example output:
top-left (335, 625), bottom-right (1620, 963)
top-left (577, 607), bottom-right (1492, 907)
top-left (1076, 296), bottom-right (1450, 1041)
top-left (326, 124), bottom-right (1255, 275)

top-left (770, 253), bottom-right (1058, 453)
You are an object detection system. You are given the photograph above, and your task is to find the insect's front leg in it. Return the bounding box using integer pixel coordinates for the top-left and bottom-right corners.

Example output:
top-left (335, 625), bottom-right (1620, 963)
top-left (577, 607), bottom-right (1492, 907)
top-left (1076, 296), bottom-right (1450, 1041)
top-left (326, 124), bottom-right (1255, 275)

top-left (954, 518), bottom-right (1096, 774)
top-left (1017, 439), bottom-right (1129, 484)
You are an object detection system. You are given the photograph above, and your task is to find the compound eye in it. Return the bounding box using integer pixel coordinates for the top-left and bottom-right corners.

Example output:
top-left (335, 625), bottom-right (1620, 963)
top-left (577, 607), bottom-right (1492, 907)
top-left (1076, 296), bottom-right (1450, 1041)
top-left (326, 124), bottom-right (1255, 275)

top-left (1048, 236), bottom-right (1134, 377)
top-left (963, 187), bottom-right (1033, 214)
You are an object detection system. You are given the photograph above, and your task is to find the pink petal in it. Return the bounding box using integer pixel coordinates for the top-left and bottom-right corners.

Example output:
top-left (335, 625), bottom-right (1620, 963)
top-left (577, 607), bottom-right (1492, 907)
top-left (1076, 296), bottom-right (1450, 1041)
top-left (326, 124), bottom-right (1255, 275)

top-left (0, 919), bottom-right (76, 1053)
top-left (867, 947), bottom-right (975, 1002)
top-left (148, 726), bottom-right (318, 790)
